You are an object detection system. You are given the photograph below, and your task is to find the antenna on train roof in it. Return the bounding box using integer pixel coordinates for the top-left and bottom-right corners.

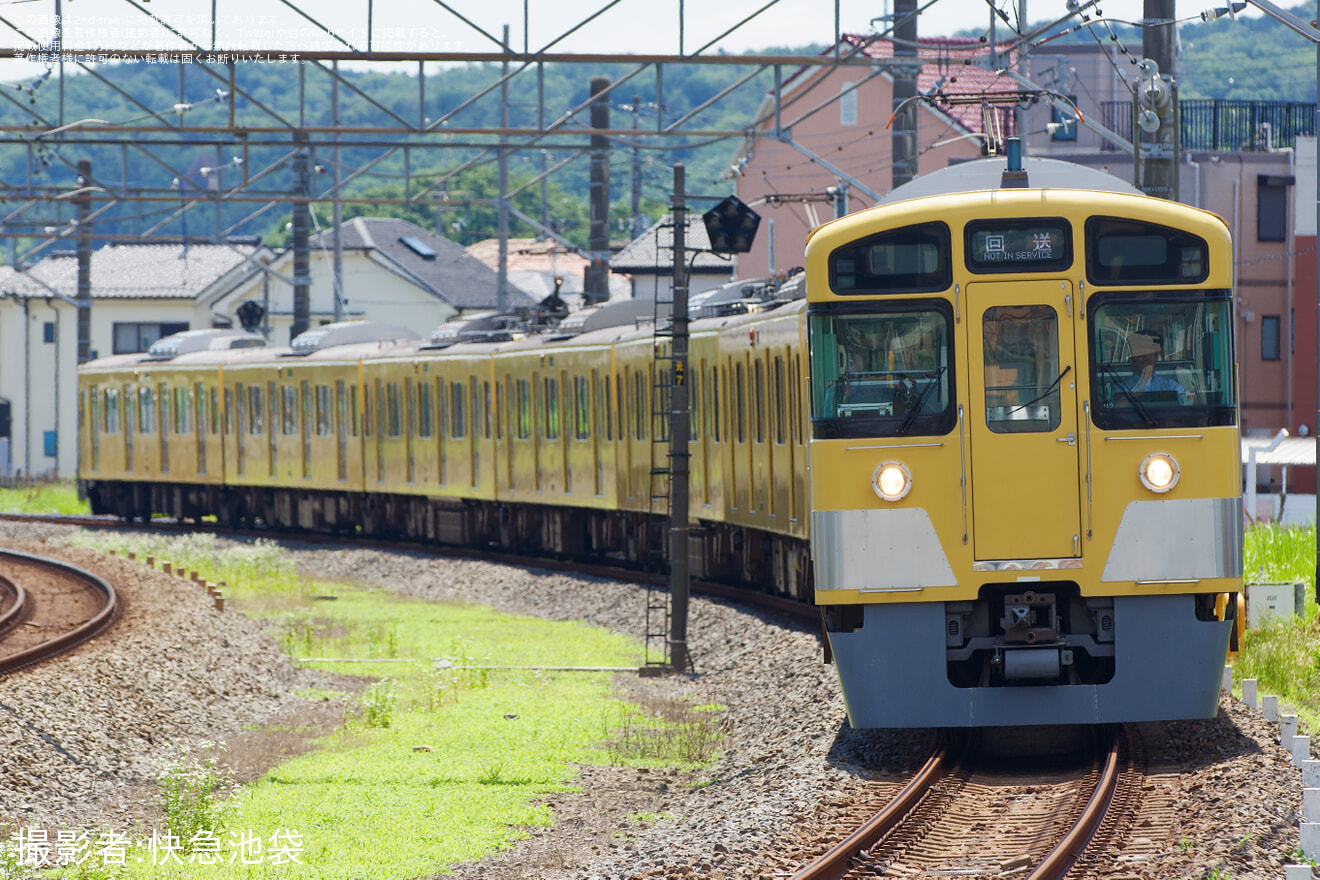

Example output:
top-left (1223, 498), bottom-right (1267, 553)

top-left (1001, 138), bottom-right (1029, 189)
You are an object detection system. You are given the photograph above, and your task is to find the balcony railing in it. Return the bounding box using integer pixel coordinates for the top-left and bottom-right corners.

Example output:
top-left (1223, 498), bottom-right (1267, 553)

top-left (1100, 100), bottom-right (1315, 152)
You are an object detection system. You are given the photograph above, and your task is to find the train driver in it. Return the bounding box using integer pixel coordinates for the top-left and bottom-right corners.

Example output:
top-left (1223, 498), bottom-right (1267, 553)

top-left (1122, 331), bottom-right (1189, 401)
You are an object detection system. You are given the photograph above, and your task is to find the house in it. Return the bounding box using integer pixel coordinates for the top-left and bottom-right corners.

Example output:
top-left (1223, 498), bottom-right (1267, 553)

top-left (207, 217), bottom-right (537, 342)
top-left (609, 215), bottom-right (734, 299)
top-left (732, 35), bottom-right (1017, 279)
top-left (0, 240), bottom-right (270, 477)
top-left (466, 237), bottom-right (631, 308)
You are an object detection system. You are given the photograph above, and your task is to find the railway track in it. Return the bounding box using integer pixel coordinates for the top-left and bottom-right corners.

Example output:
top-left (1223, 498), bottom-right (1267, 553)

top-left (792, 726), bottom-right (1136, 880)
top-left (0, 548), bottom-right (119, 675)
top-left (0, 511), bottom-right (818, 624)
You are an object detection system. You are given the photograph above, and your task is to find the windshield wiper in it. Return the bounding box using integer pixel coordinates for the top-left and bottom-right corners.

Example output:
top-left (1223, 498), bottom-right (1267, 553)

top-left (895, 367), bottom-right (946, 435)
top-left (1098, 361), bottom-right (1157, 427)
top-left (1005, 365), bottom-right (1071, 417)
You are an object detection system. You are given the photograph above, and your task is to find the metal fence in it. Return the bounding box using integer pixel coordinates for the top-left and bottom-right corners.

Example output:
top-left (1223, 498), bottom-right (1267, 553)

top-left (1101, 100), bottom-right (1315, 152)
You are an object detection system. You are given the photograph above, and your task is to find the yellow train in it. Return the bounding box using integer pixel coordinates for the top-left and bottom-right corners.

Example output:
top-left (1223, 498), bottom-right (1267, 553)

top-left (808, 155), bottom-right (1240, 726)
top-left (78, 153), bottom-right (1241, 728)
top-left (77, 283), bottom-right (814, 601)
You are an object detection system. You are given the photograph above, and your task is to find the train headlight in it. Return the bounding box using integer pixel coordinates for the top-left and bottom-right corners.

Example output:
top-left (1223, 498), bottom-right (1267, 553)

top-left (872, 461), bottom-right (912, 502)
top-left (1139, 452), bottom-right (1180, 493)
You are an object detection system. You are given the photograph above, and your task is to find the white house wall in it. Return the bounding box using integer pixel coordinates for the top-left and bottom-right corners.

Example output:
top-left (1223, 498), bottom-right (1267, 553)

top-left (211, 250), bottom-right (458, 344)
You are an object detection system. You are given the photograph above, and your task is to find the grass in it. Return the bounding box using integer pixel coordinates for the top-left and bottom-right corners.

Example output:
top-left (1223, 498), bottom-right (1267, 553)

top-left (1232, 525), bottom-right (1320, 730)
top-left (36, 530), bottom-right (727, 880)
top-left (0, 481), bottom-right (88, 515)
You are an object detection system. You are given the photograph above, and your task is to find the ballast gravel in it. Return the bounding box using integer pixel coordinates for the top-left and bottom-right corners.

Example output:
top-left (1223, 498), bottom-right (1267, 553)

top-left (0, 521), bottom-right (1315, 879)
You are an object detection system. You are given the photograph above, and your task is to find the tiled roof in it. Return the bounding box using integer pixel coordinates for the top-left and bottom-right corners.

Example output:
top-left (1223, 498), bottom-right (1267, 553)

top-left (609, 215), bottom-right (736, 274)
top-left (311, 217), bottom-right (536, 310)
top-left (0, 242), bottom-right (260, 299)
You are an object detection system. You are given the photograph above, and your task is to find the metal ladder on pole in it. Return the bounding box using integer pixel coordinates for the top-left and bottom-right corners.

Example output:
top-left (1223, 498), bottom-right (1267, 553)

top-left (642, 250), bottom-right (675, 674)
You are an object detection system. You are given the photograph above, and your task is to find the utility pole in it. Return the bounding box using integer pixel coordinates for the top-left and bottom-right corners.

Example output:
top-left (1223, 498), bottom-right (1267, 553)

top-left (75, 159), bottom-right (91, 364)
top-left (891, 0), bottom-right (919, 189)
top-left (632, 95), bottom-right (645, 238)
top-left (291, 132), bottom-right (310, 341)
top-left (586, 76), bottom-right (612, 304)
top-left (668, 163), bottom-right (690, 674)
top-left (497, 25), bottom-right (510, 314)
top-left (1139, 0), bottom-right (1178, 199)
top-left (332, 61), bottom-right (344, 323)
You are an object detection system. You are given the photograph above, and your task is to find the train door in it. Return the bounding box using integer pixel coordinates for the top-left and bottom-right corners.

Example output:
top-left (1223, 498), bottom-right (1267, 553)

top-left (966, 280), bottom-right (1081, 560)
top-left (336, 380), bottom-right (348, 481)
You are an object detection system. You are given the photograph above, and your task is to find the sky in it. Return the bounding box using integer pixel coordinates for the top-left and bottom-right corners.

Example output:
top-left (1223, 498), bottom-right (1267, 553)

top-left (0, 0), bottom-right (1252, 63)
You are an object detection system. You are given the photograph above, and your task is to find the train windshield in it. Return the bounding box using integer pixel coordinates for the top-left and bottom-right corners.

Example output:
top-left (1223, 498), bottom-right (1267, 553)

top-left (1089, 294), bottom-right (1235, 429)
top-left (808, 303), bottom-right (956, 439)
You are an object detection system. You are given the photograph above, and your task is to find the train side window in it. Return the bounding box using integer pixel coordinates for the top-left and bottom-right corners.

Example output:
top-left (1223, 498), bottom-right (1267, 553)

top-left (171, 388), bottom-right (187, 434)
top-left (362, 384), bottom-right (373, 437)
top-left (386, 382), bottom-right (402, 438)
top-left (451, 381), bottom-right (466, 438)
top-left (574, 376), bottom-right (590, 440)
top-left (418, 382), bottom-right (434, 438)
top-left (105, 388), bottom-right (119, 434)
top-left (249, 384), bottom-right (265, 435)
top-left (516, 378), bottom-right (531, 439)
top-left (282, 385), bottom-right (297, 435)
top-left (755, 358), bottom-right (767, 443)
top-left (633, 370), bottom-right (646, 440)
top-left (774, 356), bottom-right (787, 444)
top-left (690, 368), bottom-right (700, 441)
top-left (139, 387), bottom-right (154, 433)
top-left (194, 384), bottom-right (206, 435)
top-left (735, 362), bottom-right (746, 443)
top-left (482, 380), bottom-right (491, 439)
top-left (224, 388), bottom-right (233, 434)
top-left (209, 386), bottom-right (219, 435)
top-left (711, 367), bottom-right (721, 443)
top-left (315, 384), bottom-right (331, 436)
top-left (544, 376), bottom-right (560, 440)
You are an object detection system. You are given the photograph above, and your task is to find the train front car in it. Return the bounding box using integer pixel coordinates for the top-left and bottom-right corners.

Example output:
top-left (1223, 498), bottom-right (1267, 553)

top-left (806, 157), bottom-right (1241, 728)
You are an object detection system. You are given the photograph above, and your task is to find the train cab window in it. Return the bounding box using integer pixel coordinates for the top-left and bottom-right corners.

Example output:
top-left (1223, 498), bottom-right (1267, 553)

top-left (450, 381), bottom-right (466, 438)
top-left (829, 221), bottom-right (951, 294)
top-left (982, 306), bottom-right (1062, 433)
top-left (1089, 294), bottom-right (1236, 429)
top-left (139, 388), bottom-right (154, 433)
top-left (808, 303), bottom-right (955, 439)
top-left (1086, 217), bottom-right (1208, 285)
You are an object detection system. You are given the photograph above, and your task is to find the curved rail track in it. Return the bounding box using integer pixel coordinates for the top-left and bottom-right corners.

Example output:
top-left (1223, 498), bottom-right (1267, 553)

top-left (0, 548), bottom-right (119, 675)
top-left (0, 512), bottom-right (817, 624)
top-left (792, 727), bottom-right (1134, 880)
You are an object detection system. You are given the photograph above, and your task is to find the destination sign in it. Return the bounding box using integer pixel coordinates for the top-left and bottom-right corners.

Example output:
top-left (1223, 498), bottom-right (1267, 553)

top-left (965, 219), bottom-right (1072, 274)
